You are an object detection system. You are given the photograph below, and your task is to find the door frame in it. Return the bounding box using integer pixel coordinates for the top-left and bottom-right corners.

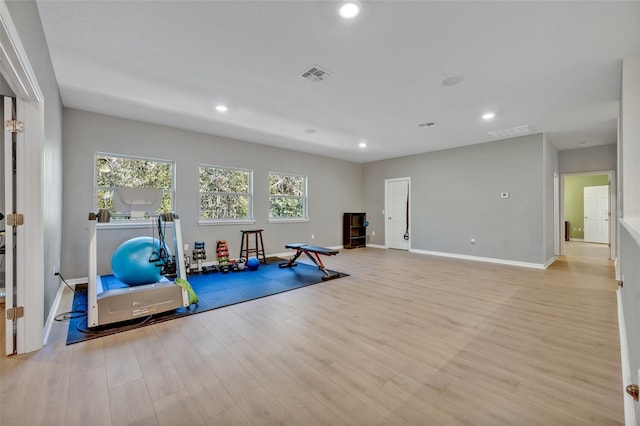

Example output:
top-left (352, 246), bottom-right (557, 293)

top-left (0, 1), bottom-right (45, 354)
top-left (559, 170), bottom-right (616, 260)
top-left (553, 172), bottom-right (560, 255)
top-left (384, 177), bottom-right (411, 250)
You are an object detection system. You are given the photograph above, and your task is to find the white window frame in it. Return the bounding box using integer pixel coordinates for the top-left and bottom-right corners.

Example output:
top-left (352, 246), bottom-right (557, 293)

top-left (268, 172), bottom-right (309, 223)
top-left (94, 152), bottom-right (176, 227)
top-left (198, 164), bottom-right (254, 226)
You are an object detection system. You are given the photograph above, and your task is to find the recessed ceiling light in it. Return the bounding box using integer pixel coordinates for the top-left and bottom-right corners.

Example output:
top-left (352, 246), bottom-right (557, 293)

top-left (338, 1), bottom-right (361, 19)
top-left (215, 105), bottom-right (228, 112)
top-left (482, 112), bottom-right (495, 120)
top-left (358, 142), bottom-right (367, 148)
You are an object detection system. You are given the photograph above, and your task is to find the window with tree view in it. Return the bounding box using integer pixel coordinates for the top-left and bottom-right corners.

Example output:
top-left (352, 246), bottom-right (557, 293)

top-left (200, 166), bottom-right (252, 221)
top-left (269, 173), bottom-right (307, 219)
top-left (95, 153), bottom-right (174, 219)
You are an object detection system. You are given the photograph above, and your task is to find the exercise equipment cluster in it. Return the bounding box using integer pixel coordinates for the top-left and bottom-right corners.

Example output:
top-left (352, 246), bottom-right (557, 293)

top-left (186, 240), bottom-right (258, 274)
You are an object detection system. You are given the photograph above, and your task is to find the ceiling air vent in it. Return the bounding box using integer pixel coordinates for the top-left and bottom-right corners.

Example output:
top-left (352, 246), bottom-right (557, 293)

top-left (299, 65), bottom-right (333, 83)
top-left (488, 125), bottom-right (535, 140)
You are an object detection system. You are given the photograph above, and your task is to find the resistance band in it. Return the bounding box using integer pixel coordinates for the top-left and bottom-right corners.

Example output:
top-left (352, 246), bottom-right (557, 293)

top-left (175, 278), bottom-right (198, 305)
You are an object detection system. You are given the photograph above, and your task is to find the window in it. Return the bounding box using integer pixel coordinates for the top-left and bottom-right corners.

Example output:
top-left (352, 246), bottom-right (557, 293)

top-left (269, 172), bottom-right (307, 220)
top-left (199, 165), bottom-right (252, 221)
top-left (95, 153), bottom-right (175, 220)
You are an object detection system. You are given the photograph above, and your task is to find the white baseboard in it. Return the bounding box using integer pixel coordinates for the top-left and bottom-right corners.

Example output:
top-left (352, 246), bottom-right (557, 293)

top-left (617, 288), bottom-right (637, 426)
top-left (544, 256), bottom-right (557, 269)
top-left (270, 251), bottom-right (295, 259)
top-left (43, 279), bottom-right (67, 345)
top-left (568, 238), bottom-right (584, 242)
top-left (366, 243), bottom-right (387, 249)
top-left (409, 248), bottom-right (547, 269)
top-left (62, 277), bottom-right (88, 287)
top-left (189, 246), bottom-right (347, 269)
top-left (270, 245), bottom-right (344, 260)
top-left (43, 276), bottom-right (89, 344)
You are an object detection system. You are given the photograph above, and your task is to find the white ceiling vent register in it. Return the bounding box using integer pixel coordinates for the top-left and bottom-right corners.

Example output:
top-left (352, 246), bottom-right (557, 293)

top-left (488, 125), bottom-right (535, 140)
top-left (299, 65), bottom-right (333, 83)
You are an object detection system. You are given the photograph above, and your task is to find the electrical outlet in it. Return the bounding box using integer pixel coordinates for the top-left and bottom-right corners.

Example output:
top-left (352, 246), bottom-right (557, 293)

top-left (311, 234), bottom-right (315, 240)
top-left (184, 243), bottom-right (189, 251)
top-left (372, 231), bottom-right (375, 236)
top-left (470, 238), bottom-right (476, 245)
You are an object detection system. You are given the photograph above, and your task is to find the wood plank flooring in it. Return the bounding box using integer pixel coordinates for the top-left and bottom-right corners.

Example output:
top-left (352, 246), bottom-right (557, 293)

top-left (0, 246), bottom-right (623, 425)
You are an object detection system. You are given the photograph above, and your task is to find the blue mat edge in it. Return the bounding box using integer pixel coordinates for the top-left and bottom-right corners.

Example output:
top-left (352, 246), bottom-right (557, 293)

top-left (65, 261), bottom-right (348, 345)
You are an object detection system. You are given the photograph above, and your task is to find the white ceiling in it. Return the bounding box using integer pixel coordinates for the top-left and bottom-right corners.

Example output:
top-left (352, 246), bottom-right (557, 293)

top-left (36, 1), bottom-right (640, 163)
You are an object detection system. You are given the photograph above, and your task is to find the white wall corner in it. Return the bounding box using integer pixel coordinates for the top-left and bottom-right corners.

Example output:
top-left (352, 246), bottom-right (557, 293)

top-left (365, 243), bottom-right (387, 249)
top-left (43, 278), bottom-right (67, 345)
top-left (543, 256), bottom-right (556, 269)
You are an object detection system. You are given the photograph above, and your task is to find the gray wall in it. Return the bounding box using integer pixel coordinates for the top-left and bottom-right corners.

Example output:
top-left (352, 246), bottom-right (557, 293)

top-left (6, 1), bottom-right (63, 319)
top-left (543, 136), bottom-right (559, 262)
top-left (621, 56), bottom-right (640, 217)
top-left (62, 108), bottom-right (362, 278)
top-left (0, 73), bottom-right (15, 96)
top-left (559, 144), bottom-right (617, 174)
top-left (363, 133), bottom-right (547, 264)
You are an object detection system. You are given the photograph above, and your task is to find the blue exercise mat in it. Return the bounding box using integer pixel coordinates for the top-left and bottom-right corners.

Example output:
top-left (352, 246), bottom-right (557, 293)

top-left (65, 260), bottom-right (347, 345)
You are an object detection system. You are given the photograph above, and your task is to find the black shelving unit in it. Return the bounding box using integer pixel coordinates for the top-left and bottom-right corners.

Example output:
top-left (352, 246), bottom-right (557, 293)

top-left (343, 212), bottom-right (366, 249)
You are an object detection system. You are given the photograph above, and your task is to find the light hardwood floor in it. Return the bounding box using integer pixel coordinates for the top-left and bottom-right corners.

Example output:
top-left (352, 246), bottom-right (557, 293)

top-left (0, 247), bottom-right (622, 425)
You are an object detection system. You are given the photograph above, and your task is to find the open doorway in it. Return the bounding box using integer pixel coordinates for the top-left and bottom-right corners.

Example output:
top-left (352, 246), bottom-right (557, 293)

top-left (560, 171), bottom-right (615, 261)
top-left (0, 74), bottom-right (13, 307)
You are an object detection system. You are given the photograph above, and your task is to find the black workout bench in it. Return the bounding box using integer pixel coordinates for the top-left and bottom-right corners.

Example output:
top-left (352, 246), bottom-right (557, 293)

top-left (279, 243), bottom-right (340, 281)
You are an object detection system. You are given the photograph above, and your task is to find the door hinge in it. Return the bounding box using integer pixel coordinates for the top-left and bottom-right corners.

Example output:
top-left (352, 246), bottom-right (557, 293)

top-left (5, 119), bottom-right (24, 134)
top-left (6, 306), bottom-right (24, 320)
top-left (6, 213), bottom-right (24, 226)
top-left (626, 384), bottom-right (639, 401)
top-left (618, 280), bottom-right (624, 288)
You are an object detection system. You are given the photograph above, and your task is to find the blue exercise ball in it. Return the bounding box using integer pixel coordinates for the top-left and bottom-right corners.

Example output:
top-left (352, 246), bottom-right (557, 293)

top-left (246, 257), bottom-right (260, 270)
top-left (111, 237), bottom-right (169, 286)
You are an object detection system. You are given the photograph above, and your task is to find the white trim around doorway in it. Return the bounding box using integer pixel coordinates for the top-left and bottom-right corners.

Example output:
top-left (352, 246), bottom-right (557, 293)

top-left (559, 170), bottom-right (616, 261)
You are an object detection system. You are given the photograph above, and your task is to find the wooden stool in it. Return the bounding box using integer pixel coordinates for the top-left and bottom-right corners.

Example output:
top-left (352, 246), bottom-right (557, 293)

top-left (239, 229), bottom-right (267, 264)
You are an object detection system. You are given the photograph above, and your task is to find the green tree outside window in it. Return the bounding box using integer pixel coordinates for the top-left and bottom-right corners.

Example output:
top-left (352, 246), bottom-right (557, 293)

top-left (269, 173), bottom-right (307, 219)
top-left (199, 166), bottom-right (252, 220)
top-left (95, 153), bottom-right (174, 219)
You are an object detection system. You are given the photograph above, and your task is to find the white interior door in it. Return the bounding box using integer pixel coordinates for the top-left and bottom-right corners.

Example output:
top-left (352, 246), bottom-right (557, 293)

top-left (4, 96), bottom-right (15, 355)
top-left (584, 185), bottom-right (609, 244)
top-left (385, 178), bottom-right (410, 250)
top-left (0, 2), bottom-right (44, 354)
